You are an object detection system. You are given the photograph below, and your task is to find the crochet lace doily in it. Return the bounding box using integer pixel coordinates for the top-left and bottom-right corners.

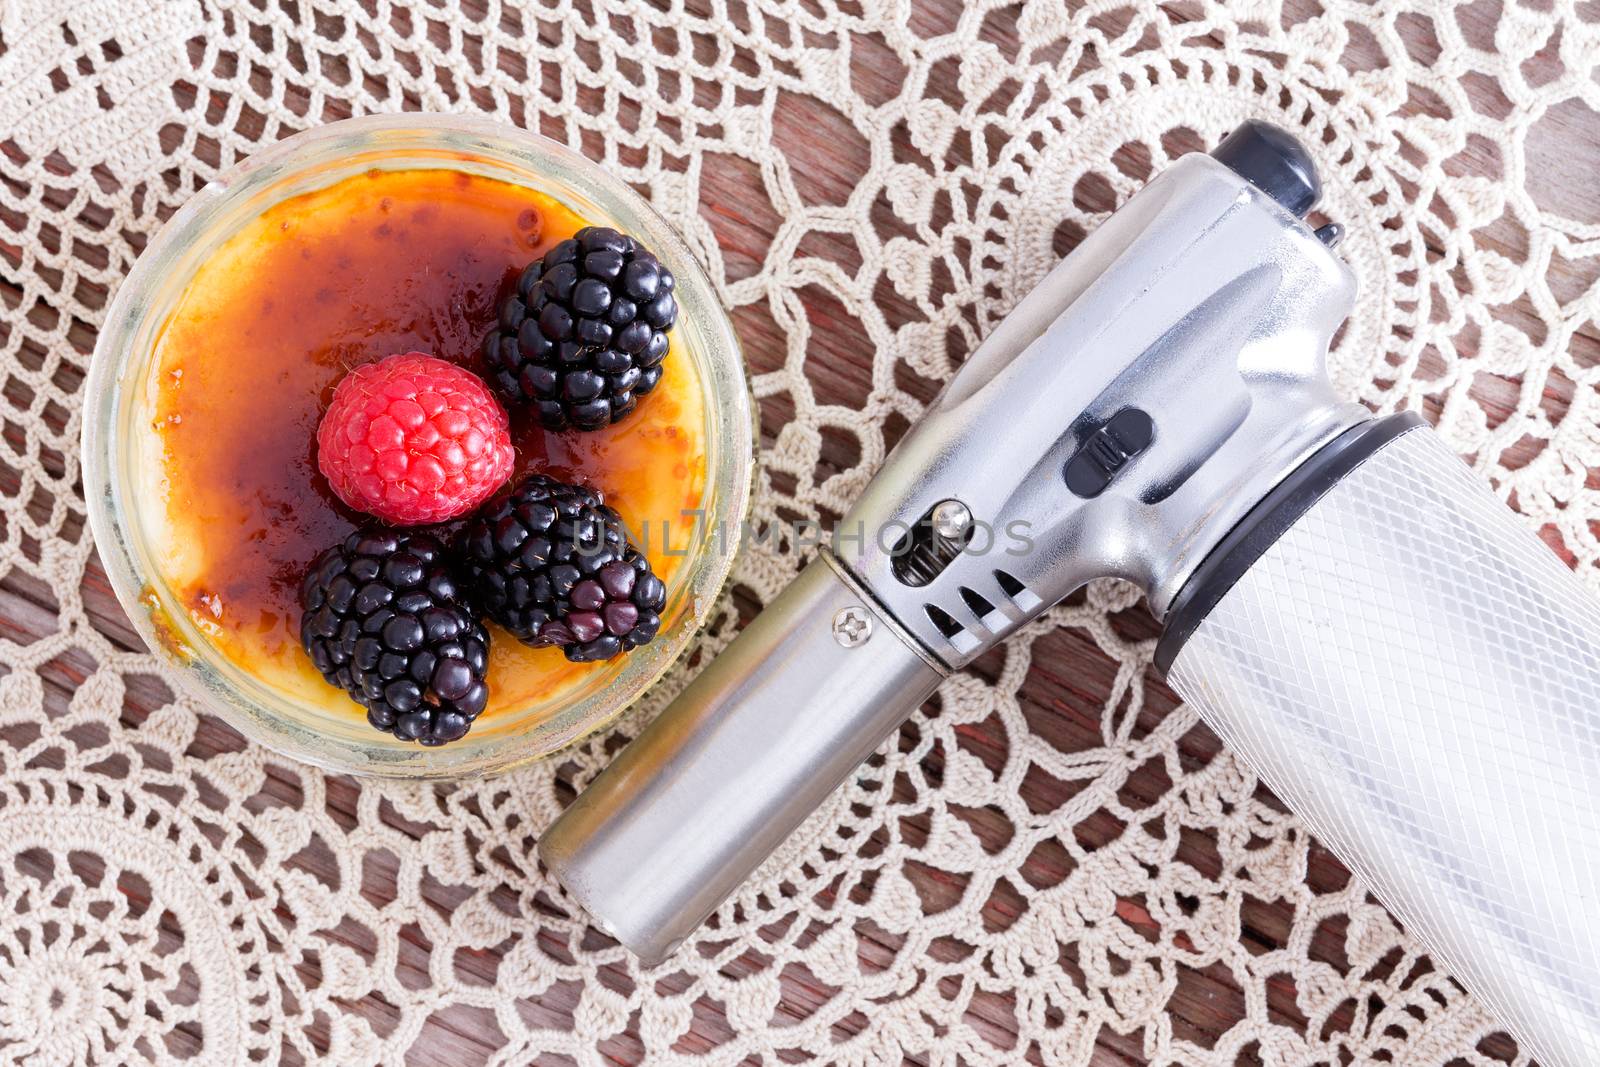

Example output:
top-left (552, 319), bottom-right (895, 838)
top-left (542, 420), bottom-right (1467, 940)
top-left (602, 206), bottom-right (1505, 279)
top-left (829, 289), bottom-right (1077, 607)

top-left (2, 0), bottom-right (1595, 1063)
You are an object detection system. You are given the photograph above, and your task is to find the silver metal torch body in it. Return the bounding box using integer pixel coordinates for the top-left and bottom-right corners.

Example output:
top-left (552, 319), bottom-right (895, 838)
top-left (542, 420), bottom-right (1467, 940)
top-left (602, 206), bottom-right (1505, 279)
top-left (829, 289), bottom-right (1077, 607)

top-left (540, 124), bottom-right (1600, 1064)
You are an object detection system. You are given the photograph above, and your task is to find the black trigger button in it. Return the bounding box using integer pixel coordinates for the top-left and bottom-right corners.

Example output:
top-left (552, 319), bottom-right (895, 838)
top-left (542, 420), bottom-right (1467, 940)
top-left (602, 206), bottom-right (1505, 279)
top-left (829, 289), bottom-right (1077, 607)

top-left (1065, 408), bottom-right (1155, 498)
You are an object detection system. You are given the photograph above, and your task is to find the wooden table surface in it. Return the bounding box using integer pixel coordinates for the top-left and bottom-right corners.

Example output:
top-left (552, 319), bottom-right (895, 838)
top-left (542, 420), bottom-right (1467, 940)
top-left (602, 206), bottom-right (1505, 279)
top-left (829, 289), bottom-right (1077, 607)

top-left (7, 0), bottom-right (1593, 1063)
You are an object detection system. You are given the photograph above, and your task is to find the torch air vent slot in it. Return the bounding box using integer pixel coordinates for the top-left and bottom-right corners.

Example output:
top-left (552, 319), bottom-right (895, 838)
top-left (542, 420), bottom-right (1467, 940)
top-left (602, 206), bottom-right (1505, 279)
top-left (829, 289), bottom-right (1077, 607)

top-left (993, 569), bottom-right (1043, 612)
top-left (924, 603), bottom-right (964, 639)
top-left (891, 499), bottom-right (973, 587)
top-left (959, 586), bottom-right (996, 620)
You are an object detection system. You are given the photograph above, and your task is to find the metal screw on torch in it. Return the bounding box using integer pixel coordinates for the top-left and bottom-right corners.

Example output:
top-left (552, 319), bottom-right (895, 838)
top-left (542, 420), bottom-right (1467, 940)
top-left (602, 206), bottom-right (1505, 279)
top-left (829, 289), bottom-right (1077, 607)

top-left (832, 606), bottom-right (872, 647)
top-left (931, 499), bottom-right (972, 540)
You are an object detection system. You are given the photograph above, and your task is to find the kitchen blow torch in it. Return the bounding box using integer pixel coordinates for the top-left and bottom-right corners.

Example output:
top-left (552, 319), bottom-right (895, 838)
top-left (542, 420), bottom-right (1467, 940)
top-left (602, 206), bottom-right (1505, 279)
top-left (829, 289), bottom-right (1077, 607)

top-left (540, 122), bottom-right (1600, 1065)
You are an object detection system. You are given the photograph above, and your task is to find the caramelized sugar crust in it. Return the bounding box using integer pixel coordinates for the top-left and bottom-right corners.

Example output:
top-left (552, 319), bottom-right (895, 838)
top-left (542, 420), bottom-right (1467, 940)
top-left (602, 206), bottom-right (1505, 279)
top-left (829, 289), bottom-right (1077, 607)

top-left (151, 167), bottom-right (708, 715)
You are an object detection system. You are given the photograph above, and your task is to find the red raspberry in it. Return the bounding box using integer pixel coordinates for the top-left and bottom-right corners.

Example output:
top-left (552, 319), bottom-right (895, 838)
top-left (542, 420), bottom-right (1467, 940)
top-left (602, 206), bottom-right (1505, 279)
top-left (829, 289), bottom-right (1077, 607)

top-left (317, 353), bottom-right (514, 525)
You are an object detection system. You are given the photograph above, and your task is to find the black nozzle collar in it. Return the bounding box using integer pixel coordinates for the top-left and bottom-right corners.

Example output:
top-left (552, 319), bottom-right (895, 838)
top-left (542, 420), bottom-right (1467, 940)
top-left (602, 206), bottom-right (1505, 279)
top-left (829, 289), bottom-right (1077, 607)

top-left (1211, 120), bottom-right (1322, 218)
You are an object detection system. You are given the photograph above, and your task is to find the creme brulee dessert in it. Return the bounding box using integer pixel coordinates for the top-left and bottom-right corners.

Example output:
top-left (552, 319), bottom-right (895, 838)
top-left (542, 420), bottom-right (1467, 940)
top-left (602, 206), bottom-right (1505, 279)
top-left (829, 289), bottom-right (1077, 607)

top-left (142, 166), bottom-right (708, 743)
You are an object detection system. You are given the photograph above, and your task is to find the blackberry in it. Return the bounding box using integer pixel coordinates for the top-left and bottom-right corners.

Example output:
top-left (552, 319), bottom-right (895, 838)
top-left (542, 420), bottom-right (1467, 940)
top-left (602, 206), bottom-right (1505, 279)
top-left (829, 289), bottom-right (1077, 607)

top-left (457, 474), bottom-right (667, 662)
top-left (299, 529), bottom-right (490, 745)
top-left (482, 226), bottom-right (676, 431)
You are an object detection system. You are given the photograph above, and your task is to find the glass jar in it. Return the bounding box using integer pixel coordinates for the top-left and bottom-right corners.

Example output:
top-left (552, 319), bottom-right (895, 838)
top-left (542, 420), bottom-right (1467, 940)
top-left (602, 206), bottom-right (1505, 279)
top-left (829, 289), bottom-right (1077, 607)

top-left (82, 114), bottom-right (754, 778)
